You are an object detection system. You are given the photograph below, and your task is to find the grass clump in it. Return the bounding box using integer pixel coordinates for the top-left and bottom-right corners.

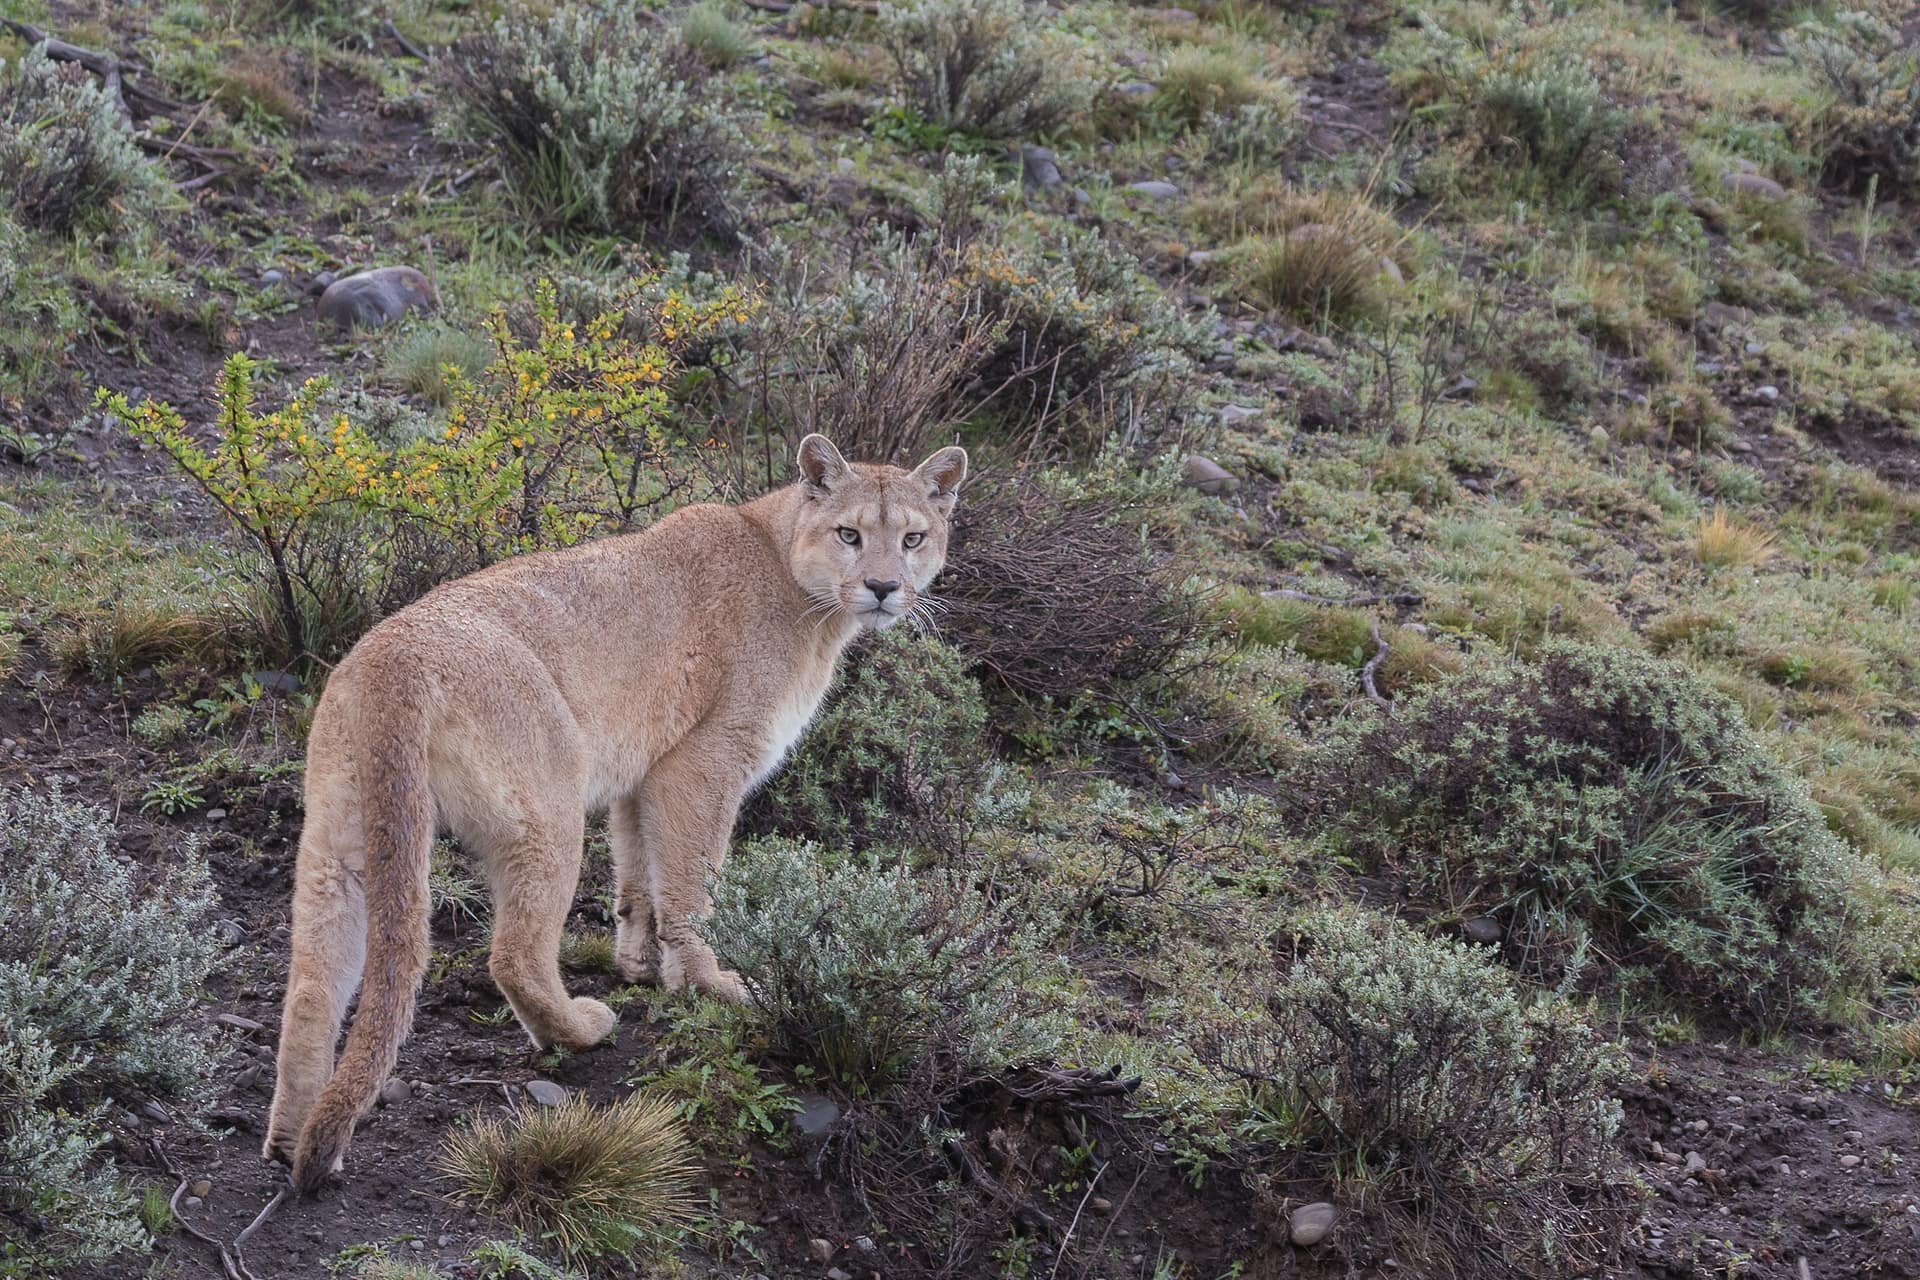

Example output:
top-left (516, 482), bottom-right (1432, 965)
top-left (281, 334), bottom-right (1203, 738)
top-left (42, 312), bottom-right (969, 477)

top-left (0, 48), bottom-right (161, 234)
top-left (1205, 910), bottom-right (1633, 1277)
top-left (703, 838), bottom-right (1063, 1085)
top-left (0, 787), bottom-right (226, 1272)
top-left (1694, 508), bottom-right (1778, 570)
top-left (439, 1095), bottom-right (698, 1264)
top-left (878, 0), bottom-right (1094, 138)
top-left (384, 322), bottom-right (493, 407)
top-left (1317, 640), bottom-right (1891, 1028)
top-left (678, 0), bottom-right (752, 68)
top-left (1154, 46), bottom-right (1265, 129)
top-left (747, 628), bottom-right (992, 851)
top-left (445, 6), bottom-right (743, 240)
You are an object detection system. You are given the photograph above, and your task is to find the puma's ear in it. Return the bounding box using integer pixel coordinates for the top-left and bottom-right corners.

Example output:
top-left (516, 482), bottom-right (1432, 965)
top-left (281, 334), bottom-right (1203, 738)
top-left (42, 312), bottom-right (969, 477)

top-left (796, 434), bottom-right (851, 496)
top-left (913, 445), bottom-right (968, 513)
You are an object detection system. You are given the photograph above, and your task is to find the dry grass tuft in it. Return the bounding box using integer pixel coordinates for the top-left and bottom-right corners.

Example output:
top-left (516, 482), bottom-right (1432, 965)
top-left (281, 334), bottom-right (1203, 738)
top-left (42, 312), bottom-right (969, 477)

top-left (440, 1095), bottom-right (698, 1263)
top-left (1211, 185), bottom-right (1408, 324)
top-left (1694, 508), bottom-right (1778, 570)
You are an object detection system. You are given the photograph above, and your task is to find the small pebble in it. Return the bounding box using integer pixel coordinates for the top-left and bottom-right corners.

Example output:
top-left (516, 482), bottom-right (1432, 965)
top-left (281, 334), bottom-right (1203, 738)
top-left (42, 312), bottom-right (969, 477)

top-left (1840, 1154), bottom-right (1861, 1168)
top-left (206, 808), bottom-right (228, 821)
top-left (1289, 1201), bottom-right (1338, 1247)
top-left (1726, 1095), bottom-right (1744, 1105)
top-left (523, 1080), bottom-right (566, 1106)
top-left (189, 1179), bottom-right (212, 1198)
top-left (184, 1196), bottom-right (203, 1210)
top-left (808, 1238), bottom-right (835, 1265)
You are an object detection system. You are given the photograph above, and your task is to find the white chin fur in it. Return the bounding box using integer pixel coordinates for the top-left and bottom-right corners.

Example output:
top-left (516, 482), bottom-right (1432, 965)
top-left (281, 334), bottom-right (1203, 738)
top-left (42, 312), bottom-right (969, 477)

top-left (861, 609), bottom-right (904, 630)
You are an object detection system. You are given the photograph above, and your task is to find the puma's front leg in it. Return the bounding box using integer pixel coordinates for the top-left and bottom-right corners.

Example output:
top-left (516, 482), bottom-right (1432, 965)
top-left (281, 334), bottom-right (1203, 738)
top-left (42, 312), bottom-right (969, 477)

top-left (636, 738), bottom-right (749, 1003)
top-left (609, 794), bottom-right (660, 985)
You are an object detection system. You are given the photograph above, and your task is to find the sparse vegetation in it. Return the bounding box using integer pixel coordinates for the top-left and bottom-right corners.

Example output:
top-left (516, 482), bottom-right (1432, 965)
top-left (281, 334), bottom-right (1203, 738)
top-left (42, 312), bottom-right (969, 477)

top-left (878, 0), bottom-right (1094, 138)
top-left (440, 1095), bottom-right (699, 1264)
top-left (0, 48), bottom-right (161, 233)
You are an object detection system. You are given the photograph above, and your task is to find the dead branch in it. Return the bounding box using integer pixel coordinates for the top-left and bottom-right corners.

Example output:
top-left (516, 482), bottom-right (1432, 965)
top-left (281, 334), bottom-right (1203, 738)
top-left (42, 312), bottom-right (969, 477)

top-left (1001, 1064), bottom-right (1141, 1104)
top-left (1362, 616), bottom-right (1393, 715)
top-left (382, 18), bottom-right (429, 62)
top-left (1261, 587), bottom-right (1425, 608)
top-left (151, 1140), bottom-right (243, 1280)
top-left (2, 20), bottom-right (185, 118)
top-left (230, 1186), bottom-right (287, 1280)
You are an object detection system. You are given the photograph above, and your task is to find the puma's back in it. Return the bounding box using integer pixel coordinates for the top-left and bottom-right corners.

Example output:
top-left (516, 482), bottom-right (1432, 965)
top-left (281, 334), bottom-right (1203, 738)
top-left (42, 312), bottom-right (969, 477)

top-left (265, 435), bottom-right (966, 1192)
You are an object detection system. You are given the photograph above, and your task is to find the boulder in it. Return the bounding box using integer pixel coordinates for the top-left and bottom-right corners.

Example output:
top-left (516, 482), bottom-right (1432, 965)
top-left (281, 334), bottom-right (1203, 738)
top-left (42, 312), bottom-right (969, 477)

top-left (318, 266), bottom-right (436, 330)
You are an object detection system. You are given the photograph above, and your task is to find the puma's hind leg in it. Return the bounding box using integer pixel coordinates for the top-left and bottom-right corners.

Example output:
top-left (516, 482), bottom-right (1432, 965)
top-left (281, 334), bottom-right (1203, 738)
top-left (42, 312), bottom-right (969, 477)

top-left (473, 800), bottom-right (617, 1051)
top-left (609, 794), bottom-right (661, 985)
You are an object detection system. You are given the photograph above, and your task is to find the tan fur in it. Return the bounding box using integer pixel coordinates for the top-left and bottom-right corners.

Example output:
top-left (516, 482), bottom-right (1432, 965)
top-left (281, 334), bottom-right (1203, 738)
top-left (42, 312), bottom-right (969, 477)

top-left (263, 435), bottom-right (966, 1192)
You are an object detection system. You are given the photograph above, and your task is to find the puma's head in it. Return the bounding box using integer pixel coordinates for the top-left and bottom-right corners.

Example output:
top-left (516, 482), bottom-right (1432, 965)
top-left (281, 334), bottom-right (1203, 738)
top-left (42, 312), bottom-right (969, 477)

top-left (787, 434), bottom-right (968, 632)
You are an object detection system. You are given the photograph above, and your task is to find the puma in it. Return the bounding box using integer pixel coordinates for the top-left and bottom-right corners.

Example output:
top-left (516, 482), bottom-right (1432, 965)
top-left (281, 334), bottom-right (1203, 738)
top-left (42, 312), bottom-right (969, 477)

top-left (263, 434), bottom-right (967, 1192)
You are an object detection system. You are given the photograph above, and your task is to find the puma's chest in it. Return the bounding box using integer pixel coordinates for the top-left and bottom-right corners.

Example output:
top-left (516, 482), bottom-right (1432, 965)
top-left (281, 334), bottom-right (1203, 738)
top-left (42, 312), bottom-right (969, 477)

top-left (751, 661), bottom-right (839, 787)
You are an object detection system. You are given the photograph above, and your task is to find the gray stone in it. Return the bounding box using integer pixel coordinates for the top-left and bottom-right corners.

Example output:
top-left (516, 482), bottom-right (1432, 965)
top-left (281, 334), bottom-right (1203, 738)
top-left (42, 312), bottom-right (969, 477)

top-left (205, 808), bottom-right (227, 821)
top-left (1840, 1154), bottom-right (1862, 1168)
top-left (1126, 180), bottom-right (1181, 201)
top-left (793, 1092), bottom-right (840, 1137)
top-left (183, 1196), bottom-right (203, 1210)
top-left (1754, 385), bottom-right (1780, 402)
top-left (827, 1270), bottom-right (851, 1280)
top-left (1744, 342), bottom-right (1765, 356)
top-left (1182, 454), bottom-right (1238, 495)
top-left (1379, 256), bottom-right (1405, 286)
top-left (1723, 171), bottom-right (1787, 201)
top-left (1115, 81), bottom-right (1157, 99)
top-left (1217, 404), bottom-right (1259, 426)
top-left (1461, 917), bottom-right (1503, 945)
top-left (1021, 144), bottom-right (1063, 192)
top-left (1289, 1201), bottom-right (1337, 1247)
top-left (248, 669), bottom-right (301, 694)
top-left (1684, 1151), bottom-right (1707, 1174)
top-left (379, 1077), bottom-right (413, 1107)
top-left (853, 1236), bottom-right (878, 1256)
top-left (808, 1238), bottom-right (835, 1264)
top-left (524, 1080), bottom-right (567, 1106)
top-left (261, 269), bottom-right (285, 285)
top-left (318, 266), bottom-right (437, 331)
top-left (1091, 1196), bottom-right (1114, 1214)
top-left (142, 1101), bottom-right (173, 1124)
top-left (214, 1013), bottom-right (264, 1034)
top-left (212, 919), bottom-right (246, 947)
top-left (1187, 249), bottom-right (1218, 267)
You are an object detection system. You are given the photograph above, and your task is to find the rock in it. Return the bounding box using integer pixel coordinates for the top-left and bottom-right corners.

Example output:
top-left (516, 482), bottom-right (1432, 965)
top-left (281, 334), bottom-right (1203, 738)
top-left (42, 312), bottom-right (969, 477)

top-left (1723, 171), bottom-right (1787, 201)
top-left (793, 1092), bottom-right (840, 1137)
top-left (184, 1196), bottom-right (203, 1210)
top-left (190, 1179), bottom-right (212, 1199)
top-left (1685, 1152), bottom-right (1707, 1174)
top-left (1461, 917), bottom-right (1502, 945)
top-left (1754, 385), bottom-right (1780, 402)
top-left (308, 270), bottom-right (338, 294)
top-left (524, 1080), bottom-right (567, 1106)
top-left (827, 1270), bottom-right (851, 1280)
top-left (1126, 180), bottom-right (1181, 201)
top-left (835, 157), bottom-right (855, 176)
top-left (1743, 342), bottom-right (1764, 356)
top-left (206, 809), bottom-right (227, 821)
top-left (1379, 256), bottom-right (1405, 286)
top-left (853, 1236), bottom-right (878, 1256)
top-left (1182, 454), bottom-right (1238, 495)
top-left (248, 669), bottom-right (300, 694)
top-left (1187, 249), bottom-right (1218, 267)
top-left (1840, 1154), bottom-right (1862, 1168)
top-left (1588, 425), bottom-right (1610, 451)
top-left (1691, 1119), bottom-right (1709, 1132)
top-left (1289, 1201), bottom-right (1337, 1247)
top-left (261, 269), bottom-right (285, 285)
top-left (318, 266), bottom-right (437, 331)
top-left (1217, 404), bottom-right (1259, 426)
top-left (808, 1238), bottom-right (835, 1264)
top-left (142, 1101), bottom-right (173, 1125)
top-left (1091, 1196), bottom-right (1114, 1214)
top-left (214, 1013), bottom-right (264, 1034)
top-left (212, 919), bottom-right (246, 947)
top-left (1730, 440), bottom-right (1754, 454)
top-left (1726, 1095), bottom-right (1745, 1105)
top-left (1115, 81), bottom-right (1156, 99)
top-left (1020, 144), bottom-right (1062, 192)
top-left (1072, 187), bottom-right (1091, 209)
top-left (379, 1078), bottom-right (413, 1107)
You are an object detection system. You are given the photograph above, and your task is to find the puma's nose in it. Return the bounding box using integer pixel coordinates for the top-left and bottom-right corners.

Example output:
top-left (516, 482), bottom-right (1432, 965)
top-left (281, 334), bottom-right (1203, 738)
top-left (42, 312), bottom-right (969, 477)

top-left (865, 578), bottom-right (900, 604)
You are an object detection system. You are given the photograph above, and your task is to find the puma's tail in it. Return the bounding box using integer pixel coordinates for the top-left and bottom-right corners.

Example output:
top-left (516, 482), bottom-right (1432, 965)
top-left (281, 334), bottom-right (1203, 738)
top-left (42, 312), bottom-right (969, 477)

top-left (290, 701), bottom-right (434, 1195)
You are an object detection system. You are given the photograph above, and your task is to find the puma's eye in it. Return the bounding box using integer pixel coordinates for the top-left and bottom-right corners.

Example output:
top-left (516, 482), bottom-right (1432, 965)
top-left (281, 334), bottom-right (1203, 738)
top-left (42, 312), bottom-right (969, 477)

top-left (903, 531), bottom-right (925, 550)
top-left (836, 527), bottom-right (861, 546)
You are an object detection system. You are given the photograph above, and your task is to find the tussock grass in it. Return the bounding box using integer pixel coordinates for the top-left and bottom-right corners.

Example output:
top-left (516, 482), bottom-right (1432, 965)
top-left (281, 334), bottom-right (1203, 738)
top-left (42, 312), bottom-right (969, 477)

top-left (440, 1095), bottom-right (698, 1263)
top-left (385, 323), bottom-right (493, 407)
top-left (1155, 46), bottom-right (1265, 127)
top-left (1695, 508), bottom-right (1778, 570)
top-left (680, 0), bottom-right (752, 67)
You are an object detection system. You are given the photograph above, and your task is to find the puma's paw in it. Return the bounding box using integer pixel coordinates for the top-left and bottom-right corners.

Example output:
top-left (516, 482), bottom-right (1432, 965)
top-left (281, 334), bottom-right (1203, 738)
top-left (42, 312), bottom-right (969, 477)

top-left (262, 1131), bottom-right (295, 1167)
top-left (612, 953), bottom-right (661, 985)
top-left (694, 967), bottom-right (748, 1005)
top-left (563, 997), bottom-right (619, 1049)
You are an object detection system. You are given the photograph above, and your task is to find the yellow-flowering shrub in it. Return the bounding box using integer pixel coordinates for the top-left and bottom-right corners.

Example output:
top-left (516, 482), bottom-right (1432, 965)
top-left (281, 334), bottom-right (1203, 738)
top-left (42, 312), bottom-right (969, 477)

top-left (102, 278), bottom-right (749, 660)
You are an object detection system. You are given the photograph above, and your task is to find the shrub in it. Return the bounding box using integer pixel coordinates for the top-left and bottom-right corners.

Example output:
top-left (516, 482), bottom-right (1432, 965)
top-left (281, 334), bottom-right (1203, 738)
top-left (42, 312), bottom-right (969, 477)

top-left (679, 0), bottom-right (752, 68)
top-left (703, 838), bottom-right (1063, 1085)
top-left (938, 467), bottom-right (1203, 701)
top-left (878, 0), bottom-right (1093, 138)
top-left (1785, 11), bottom-right (1920, 192)
top-left (104, 278), bottom-right (741, 661)
top-left (0, 48), bottom-right (161, 234)
top-left (1204, 910), bottom-right (1633, 1277)
top-left (1316, 640), bottom-right (1891, 1027)
top-left (745, 628), bottom-right (993, 851)
top-left (0, 787), bottom-right (225, 1272)
top-left (439, 1095), bottom-right (698, 1264)
top-left (958, 230), bottom-right (1213, 450)
top-left (444, 6), bottom-right (744, 239)
top-left (1202, 98), bottom-right (1301, 168)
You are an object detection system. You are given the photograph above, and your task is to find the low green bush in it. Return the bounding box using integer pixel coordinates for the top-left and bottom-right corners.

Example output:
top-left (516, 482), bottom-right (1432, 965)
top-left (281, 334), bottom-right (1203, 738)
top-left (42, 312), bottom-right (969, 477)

top-left (1786, 11), bottom-right (1920, 192)
top-left (0, 48), bottom-right (161, 234)
top-left (745, 628), bottom-right (993, 851)
top-left (878, 0), bottom-right (1093, 138)
top-left (1317, 640), bottom-right (1891, 1027)
top-left (1205, 910), bottom-right (1632, 1277)
top-left (0, 787), bottom-right (226, 1272)
top-left (703, 838), bottom-right (1063, 1086)
top-left (444, 5), bottom-right (744, 239)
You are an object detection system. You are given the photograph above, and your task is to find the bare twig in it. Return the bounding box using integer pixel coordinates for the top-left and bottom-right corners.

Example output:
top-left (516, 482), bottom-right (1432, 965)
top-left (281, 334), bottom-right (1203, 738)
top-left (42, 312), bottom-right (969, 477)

top-left (152, 1141), bottom-right (243, 1280)
top-left (2, 19), bottom-right (185, 117)
top-left (230, 1186), bottom-right (288, 1280)
top-left (1261, 588), bottom-right (1424, 608)
top-left (382, 18), bottom-right (429, 61)
top-left (1361, 616), bottom-right (1393, 715)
